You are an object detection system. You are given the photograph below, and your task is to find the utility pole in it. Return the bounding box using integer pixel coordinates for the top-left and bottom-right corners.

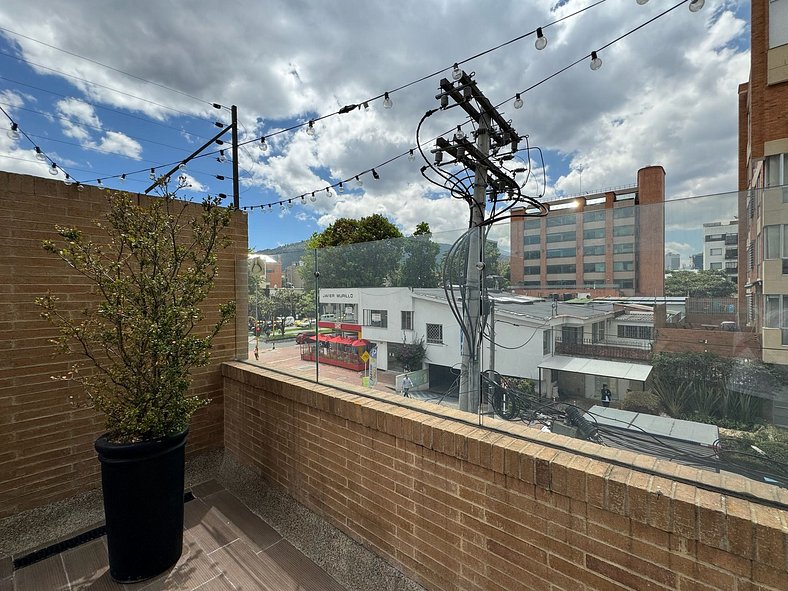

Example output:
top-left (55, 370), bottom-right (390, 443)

top-left (487, 298), bottom-right (496, 406)
top-left (231, 105), bottom-right (240, 209)
top-left (434, 72), bottom-right (519, 413)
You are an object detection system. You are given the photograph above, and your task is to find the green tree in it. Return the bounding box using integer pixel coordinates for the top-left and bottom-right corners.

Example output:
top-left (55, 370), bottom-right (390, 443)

top-left (664, 270), bottom-right (737, 297)
top-left (397, 222), bottom-right (440, 287)
top-left (299, 214), bottom-right (403, 287)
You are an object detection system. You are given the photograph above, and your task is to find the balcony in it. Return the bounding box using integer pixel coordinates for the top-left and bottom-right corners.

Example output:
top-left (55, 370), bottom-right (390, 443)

top-left (554, 336), bottom-right (652, 361)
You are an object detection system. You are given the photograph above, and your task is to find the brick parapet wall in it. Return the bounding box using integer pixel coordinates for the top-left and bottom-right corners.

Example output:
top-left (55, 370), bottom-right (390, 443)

top-left (0, 172), bottom-right (248, 517)
top-left (655, 327), bottom-right (762, 359)
top-left (223, 362), bottom-right (788, 591)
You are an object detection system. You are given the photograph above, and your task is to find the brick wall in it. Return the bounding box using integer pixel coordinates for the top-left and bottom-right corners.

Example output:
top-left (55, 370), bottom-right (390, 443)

top-left (0, 172), bottom-right (248, 517)
top-left (655, 327), bottom-right (762, 359)
top-left (223, 362), bottom-right (788, 591)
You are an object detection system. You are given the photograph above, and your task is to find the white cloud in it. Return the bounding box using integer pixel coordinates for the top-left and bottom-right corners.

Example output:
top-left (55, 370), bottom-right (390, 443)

top-left (93, 131), bottom-right (142, 159)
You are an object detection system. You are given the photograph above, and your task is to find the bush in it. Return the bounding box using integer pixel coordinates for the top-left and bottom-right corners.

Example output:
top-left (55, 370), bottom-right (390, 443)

top-left (719, 425), bottom-right (788, 473)
top-left (621, 390), bottom-right (661, 415)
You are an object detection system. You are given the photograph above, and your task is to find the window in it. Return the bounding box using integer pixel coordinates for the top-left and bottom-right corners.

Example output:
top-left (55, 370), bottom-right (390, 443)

top-left (613, 207), bottom-right (634, 219)
top-left (765, 295), bottom-right (788, 345)
top-left (547, 231), bottom-right (576, 243)
top-left (426, 323), bottom-right (443, 344)
top-left (523, 250), bottom-right (541, 260)
top-left (583, 210), bottom-right (606, 223)
top-left (613, 261), bottom-right (634, 272)
top-left (363, 309), bottom-right (388, 328)
top-left (770, 0), bottom-right (788, 48)
top-left (617, 325), bottom-right (653, 340)
top-left (524, 265), bottom-right (541, 275)
top-left (583, 262), bottom-right (605, 273)
top-left (584, 245), bottom-right (605, 256)
top-left (524, 219), bottom-right (541, 230)
top-left (705, 234), bottom-right (725, 242)
top-left (546, 280), bottom-right (575, 287)
top-left (614, 279), bottom-right (634, 289)
top-left (583, 228), bottom-right (606, 240)
top-left (613, 225), bottom-right (634, 237)
top-left (562, 326), bottom-right (583, 344)
top-left (543, 330), bottom-right (552, 355)
top-left (546, 214), bottom-right (575, 227)
top-left (613, 243), bottom-right (634, 254)
top-left (710, 262), bottom-right (722, 270)
top-left (592, 321), bottom-right (605, 343)
top-left (524, 234), bottom-right (541, 245)
top-left (547, 264), bottom-right (576, 274)
top-left (764, 224), bottom-right (788, 273)
top-left (401, 311), bottom-right (413, 331)
top-left (546, 247), bottom-right (576, 258)
top-left (522, 281), bottom-right (541, 287)
top-left (709, 248), bottom-right (723, 256)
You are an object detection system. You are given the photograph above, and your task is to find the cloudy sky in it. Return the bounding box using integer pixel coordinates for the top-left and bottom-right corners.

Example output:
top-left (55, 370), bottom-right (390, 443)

top-left (0, 0), bottom-right (748, 257)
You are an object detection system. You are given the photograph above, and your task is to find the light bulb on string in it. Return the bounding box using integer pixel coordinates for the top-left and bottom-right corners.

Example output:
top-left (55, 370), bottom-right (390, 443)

top-left (120, 174), bottom-right (126, 183)
top-left (408, 149), bottom-right (415, 162)
top-left (689, 0), bottom-right (704, 11)
top-left (34, 147), bottom-right (46, 162)
top-left (363, 102), bottom-right (369, 111)
top-left (325, 187), bottom-right (331, 197)
top-left (372, 169), bottom-right (380, 180)
top-left (287, 200), bottom-right (293, 209)
top-left (300, 196), bottom-right (306, 205)
top-left (514, 93), bottom-right (524, 109)
top-left (454, 126), bottom-right (466, 141)
top-left (260, 137), bottom-right (268, 152)
top-left (383, 92), bottom-right (393, 109)
top-left (97, 179), bottom-right (103, 190)
top-left (636, 0), bottom-right (649, 4)
top-left (452, 63), bottom-right (463, 81)
top-left (280, 203), bottom-right (286, 213)
top-left (49, 163), bottom-right (58, 176)
top-left (338, 181), bottom-right (344, 193)
top-left (310, 192), bottom-right (317, 202)
top-left (7, 122), bottom-right (19, 140)
top-left (178, 162), bottom-right (186, 170)
top-left (535, 27), bottom-right (547, 50)
top-left (590, 51), bottom-right (602, 71)
top-left (63, 174), bottom-right (73, 186)
top-left (149, 168), bottom-right (156, 180)
top-left (217, 150), bottom-right (227, 163)
top-left (355, 175), bottom-right (363, 187)
top-left (306, 121), bottom-right (316, 136)
top-left (76, 184), bottom-right (84, 192)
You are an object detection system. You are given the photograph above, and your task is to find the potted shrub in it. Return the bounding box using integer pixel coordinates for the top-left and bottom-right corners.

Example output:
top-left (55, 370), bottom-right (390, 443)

top-left (35, 183), bottom-right (236, 583)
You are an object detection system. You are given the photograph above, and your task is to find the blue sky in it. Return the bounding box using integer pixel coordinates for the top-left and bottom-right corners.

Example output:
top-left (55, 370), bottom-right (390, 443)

top-left (0, 1), bottom-right (749, 257)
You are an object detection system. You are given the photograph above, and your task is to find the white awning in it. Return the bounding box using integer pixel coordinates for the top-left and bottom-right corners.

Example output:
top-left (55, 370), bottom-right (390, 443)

top-left (537, 355), bottom-right (652, 382)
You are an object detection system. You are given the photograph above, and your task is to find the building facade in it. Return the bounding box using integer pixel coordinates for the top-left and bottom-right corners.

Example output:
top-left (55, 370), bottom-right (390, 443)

top-left (703, 220), bottom-right (739, 285)
top-left (665, 252), bottom-right (681, 271)
top-left (509, 165), bottom-right (665, 298)
top-left (738, 0), bottom-right (788, 366)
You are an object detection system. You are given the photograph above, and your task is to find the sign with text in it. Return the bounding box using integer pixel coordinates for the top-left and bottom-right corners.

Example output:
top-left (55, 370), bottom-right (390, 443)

top-left (319, 289), bottom-right (359, 303)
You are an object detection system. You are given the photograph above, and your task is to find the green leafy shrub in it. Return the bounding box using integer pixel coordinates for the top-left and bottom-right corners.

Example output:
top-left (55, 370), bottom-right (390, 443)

top-left (36, 187), bottom-right (236, 443)
top-left (621, 390), bottom-right (662, 415)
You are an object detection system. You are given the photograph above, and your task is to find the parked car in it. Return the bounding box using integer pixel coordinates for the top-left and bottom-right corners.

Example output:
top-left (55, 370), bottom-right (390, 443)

top-left (320, 313), bottom-right (337, 321)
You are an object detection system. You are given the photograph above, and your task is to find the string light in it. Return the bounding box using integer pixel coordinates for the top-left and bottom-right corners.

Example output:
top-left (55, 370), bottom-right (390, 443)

top-left (535, 27), bottom-right (547, 50)
top-left (355, 175), bottom-right (363, 187)
top-left (76, 183), bottom-right (84, 192)
top-left (217, 150), bottom-right (227, 163)
top-left (383, 92), bottom-right (393, 109)
top-left (260, 136), bottom-right (268, 152)
top-left (590, 51), bottom-right (602, 71)
top-left (8, 122), bottom-right (19, 140)
top-left (306, 120), bottom-right (316, 136)
top-left (689, 0), bottom-right (703, 11)
top-left (49, 163), bottom-right (58, 176)
top-left (178, 161), bottom-right (186, 170)
top-left (454, 126), bottom-right (466, 140)
top-left (514, 93), bottom-right (524, 109)
top-left (149, 168), bottom-right (156, 180)
top-left (63, 174), bottom-right (73, 186)
top-left (452, 63), bottom-right (463, 81)
top-left (310, 192), bottom-right (317, 202)
top-left (363, 102), bottom-right (369, 111)
top-left (97, 179), bottom-right (103, 189)
top-left (408, 149), bottom-right (416, 162)
top-left (34, 146), bottom-right (46, 161)
top-left (120, 174), bottom-right (126, 183)
top-left (287, 200), bottom-right (293, 209)
top-left (372, 168), bottom-right (380, 180)
top-left (636, 0), bottom-right (649, 4)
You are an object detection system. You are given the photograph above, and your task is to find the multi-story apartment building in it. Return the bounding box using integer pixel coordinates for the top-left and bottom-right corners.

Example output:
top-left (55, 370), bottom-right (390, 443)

top-left (665, 252), bottom-right (681, 271)
top-left (691, 252), bottom-right (703, 270)
top-left (703, 220), bottom-right (739, 285)
top-left (738, 0), bottom-right (788, 366)
top-left (509, 166), bottom-right (665, 298)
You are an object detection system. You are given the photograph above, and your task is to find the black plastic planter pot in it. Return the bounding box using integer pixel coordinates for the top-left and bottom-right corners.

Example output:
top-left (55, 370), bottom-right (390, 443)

top-left (95, 429), bottom-right (188, 583)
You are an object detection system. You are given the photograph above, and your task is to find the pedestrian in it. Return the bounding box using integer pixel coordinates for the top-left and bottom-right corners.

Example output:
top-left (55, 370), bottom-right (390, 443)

top-left (254, 346), bottom-right (259, 361)
top-left (601, 384), bottom-right (612, 408)
top-left (402, 374), bottom-right (413, 398)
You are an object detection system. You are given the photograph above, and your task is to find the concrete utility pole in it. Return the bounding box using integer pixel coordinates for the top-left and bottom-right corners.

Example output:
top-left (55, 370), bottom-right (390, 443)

top-left (434, 72), bottom-right (519, 413)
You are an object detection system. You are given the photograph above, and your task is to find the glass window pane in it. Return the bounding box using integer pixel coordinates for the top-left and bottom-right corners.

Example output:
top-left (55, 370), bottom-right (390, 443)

top-left (765, 225), bottom-right (780, 259)
top-left (766, 295), bottom-right (780, 328)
